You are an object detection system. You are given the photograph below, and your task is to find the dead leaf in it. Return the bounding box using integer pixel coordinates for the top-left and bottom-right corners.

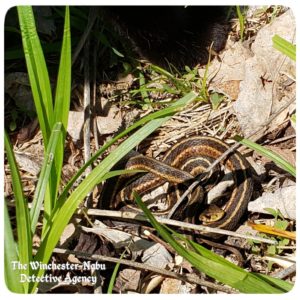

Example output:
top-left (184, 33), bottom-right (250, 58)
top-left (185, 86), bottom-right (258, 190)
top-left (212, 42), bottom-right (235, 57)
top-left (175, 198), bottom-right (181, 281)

top-left (215, 80), bottom-right (241, 100)
top-left (14, 152), bottom-right (41, 176)
top-left (234, 10), bottom-right (295, 136)
top-left (81, 224), bottom-right (155, 259)
top-left (248, 222), bottom-right (296, 240)
top-left (115, 269), bottom-right (141, 292)
top-left (248, 185), bottom-right (296, 220)
top-left (142, 275), bottom-right (164, 293)
top-left (60, 223), bottom-right (77, 245)
top-left (96, 98), bottom-right (122, 134)
top-left (160, 278), bottom-right (196, 294)
top-left (16, 118), bottom-right (39, 143)
top-left (141, 243), bottom-right (173, 269)
top-left (67, 111), bottom-right (84, 141)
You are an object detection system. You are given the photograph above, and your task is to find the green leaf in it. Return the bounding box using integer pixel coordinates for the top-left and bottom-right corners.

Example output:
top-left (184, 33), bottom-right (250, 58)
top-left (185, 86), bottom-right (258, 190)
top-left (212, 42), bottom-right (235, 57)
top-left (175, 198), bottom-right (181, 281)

top-left (170, 226), bottom-right (291, 293)
top-left (98, 33), bottom-right (124, 57)
top-left (134, 192), bottom-right (292, 293)
top-left (268, 261), bottom-right (275, 272)
top-left (45, 6), bottom-right (71, 218)
top-left (272, 34), bottom-right (296, 61)
top-left (255, 273), bottom-right (293, 292)
top-left (268, 245), bottom-right (276, 255)
top-left (234, 135), bottom-right (296, 177)
top-left (210, 92), bottom-right (224, 110)
top-left (277, 238), bottom-right (290, 254)
top-left (30, 122), bottom-right (62, 234)
top-left (290, 113), bottom-right (296, 125)
top-left (150, 64), bottom-right (189, 92)
top-left (4, 202), bottom-right (23, 293)
top-left (139, 71), bottom-right (150, 105)
top-left (199, 52), bottom-right (211, 101)
top-left (107, 250), bottom-right (126, 293)
top-left (274, 219), bottom-right (289, 231)
top-left (236, 6), bottom-right (245, 41)
top-left (264, 208), bottom-right (280, 219)
top-left (112, 47), bottom-right (125, 57)
top-left (17, 6), bottom-right (53, 146)
top-left (162, 83), bottom-right (178, 94)
top-left (5, 131), bottom-right (32, 293)
top-left (53, 5), bottom-right (71, 157)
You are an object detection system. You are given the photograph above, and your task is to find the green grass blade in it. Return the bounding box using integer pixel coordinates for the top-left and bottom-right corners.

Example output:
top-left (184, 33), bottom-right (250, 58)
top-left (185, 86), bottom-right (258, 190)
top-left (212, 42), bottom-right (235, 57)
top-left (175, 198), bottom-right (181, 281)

top-left (5, 37), bottom-right (81, 61)
top-left (46, 7), bottom-right (71, 214)
top-left (138, 71), bottom-right (150, 106)
top-left (17, 6), bottom-right (53, 146)
top-left (134, 192), bottom-right (290, 293)
top-left (200, 51), bottom-right (211, 101)
top-left (57, 91), bottom-right (198, 203)
top-left (52, 6), bottom-right (71, 190)
top-left (5, 131), bottom-right (32, 293)
top-left (4, 202), bottom-right (23, 293)
top-left (234, 135), bottom-right (296, 177)
top-left (236, 6), bottom-right (245, 41)
top-left (107, 250), bottom-right (126, 293)
top-left (254, 273), bottom-right (294, 292)
top-left (150, 64), bottom-right (189, 92)
top-left (30, 122), bottom-right (62, 234)
top-left (272, 34), bottom-right (296, 61)
top-left (183, 235), bottom-right (292, 292)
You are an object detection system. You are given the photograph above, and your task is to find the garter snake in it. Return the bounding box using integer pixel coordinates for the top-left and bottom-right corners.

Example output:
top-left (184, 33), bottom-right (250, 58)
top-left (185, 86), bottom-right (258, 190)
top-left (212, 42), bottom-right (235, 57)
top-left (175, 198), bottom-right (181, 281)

top-left (100, 136), bottom-right (253, 239)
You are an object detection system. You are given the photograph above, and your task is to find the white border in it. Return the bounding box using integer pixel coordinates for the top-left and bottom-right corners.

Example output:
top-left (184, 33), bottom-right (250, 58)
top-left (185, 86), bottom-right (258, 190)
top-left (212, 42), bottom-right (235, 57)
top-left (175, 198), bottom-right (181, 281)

top-left (1, 0), bottom-right (298, 298)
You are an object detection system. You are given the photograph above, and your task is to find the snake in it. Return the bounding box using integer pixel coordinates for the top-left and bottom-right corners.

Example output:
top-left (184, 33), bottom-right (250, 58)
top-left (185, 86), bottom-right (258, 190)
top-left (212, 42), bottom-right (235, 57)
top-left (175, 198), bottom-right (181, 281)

top-left (100, 136), bottom-right (253, 240)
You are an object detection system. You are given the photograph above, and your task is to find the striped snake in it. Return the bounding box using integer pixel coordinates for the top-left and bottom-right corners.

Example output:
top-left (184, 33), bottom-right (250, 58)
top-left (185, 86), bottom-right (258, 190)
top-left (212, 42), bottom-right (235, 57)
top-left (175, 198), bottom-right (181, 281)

top-left (101, 136), bottom-right (253, 240)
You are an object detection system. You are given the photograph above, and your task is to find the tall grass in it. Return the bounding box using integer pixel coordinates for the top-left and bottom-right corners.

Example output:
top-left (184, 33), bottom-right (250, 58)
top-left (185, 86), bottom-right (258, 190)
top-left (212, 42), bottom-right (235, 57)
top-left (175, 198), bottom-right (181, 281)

top-left (4, 7), bottom-right (198, 293)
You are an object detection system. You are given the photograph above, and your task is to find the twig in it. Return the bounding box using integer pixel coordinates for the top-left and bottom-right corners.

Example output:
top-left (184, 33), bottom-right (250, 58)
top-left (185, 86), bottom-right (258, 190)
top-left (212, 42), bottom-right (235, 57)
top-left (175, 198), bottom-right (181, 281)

top-left (24, 203), bottom-right (274, 244)
top-left (268, 134), bottom-right (296, 145)
top-left (72, 7), bottom-right (98, 65)
top-left (143, 229), bottom-right (176, 254)
top-left (53, 247), bottom-right (237, 293)
top-left (80, 208), bottom-right (277, 245)
top-left (92, 39), bottom-right (99, 150)
top-left (83, 32), bottom-right (92, 206)
top-left (83, 36), bottom-right (91, 173)
top-left (272, 263), bottom-right (296, 279)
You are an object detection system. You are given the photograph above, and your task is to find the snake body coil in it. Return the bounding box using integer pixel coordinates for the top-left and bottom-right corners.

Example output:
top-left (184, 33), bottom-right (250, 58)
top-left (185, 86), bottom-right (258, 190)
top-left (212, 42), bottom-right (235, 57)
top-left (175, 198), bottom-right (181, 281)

top-left (101, 136), bottom-right (253, 238)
